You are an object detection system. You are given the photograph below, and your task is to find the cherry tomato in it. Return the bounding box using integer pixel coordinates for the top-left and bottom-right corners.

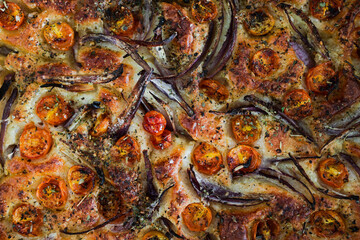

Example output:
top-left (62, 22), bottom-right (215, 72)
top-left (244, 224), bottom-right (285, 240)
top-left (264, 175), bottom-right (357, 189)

top-left (306, 62), bottom-right (336, 94)
top-left (227, 145), bottom-right (261, 175)
top-left (310, 0), bottom-right (343, 20)
top-left (143, 111), bottom-right (167, 136)
top-left (110, 135), bottom-right (140, 166)
top-left (43, 22), bottom-right (75, 50)
top-left (192, 142), bottom-right (223, 175)
top-left (19, 125), bottom-right (52, 159)
top-left (283, 89), bottom-right (312, 120)
top-left (182, 203), bottom-right (212, 232)
top-left (191, 0), bottom-right (218, 23)
top-left (232, 115), bottom-right (261, 145)
top-left (36, 94), bottom-right (73, 126)
top-left (252, 219), bottom-right (280, 240)
top-left (310, 210), bottom-right (345, 238)
top-left (68, 165), bottom-right (96, 195)
top-left (250, 48), bottom-right (280, 78)
top-left (244, 8), bottom-right (275, 36)
top-left (36, 176), bottom-right (68, 209)
top-left (0, 2), bottom-right (24, 31)
top-left (317, 158), bottom-right (348, 188)
top-left (142, 231), bottom-right (169, 240)
top-left (98, 188), bottom-right (125, 222)
top-left (90, 113), bottom-right (111, 137)
top-left (199, 79), bottom-right (229, 101)
top-left (151, 129), bottom-right (172, 150)
top-left (12, 204), bottom-right (42, 236)
top-left (105, 6), bottom-right (135, 36)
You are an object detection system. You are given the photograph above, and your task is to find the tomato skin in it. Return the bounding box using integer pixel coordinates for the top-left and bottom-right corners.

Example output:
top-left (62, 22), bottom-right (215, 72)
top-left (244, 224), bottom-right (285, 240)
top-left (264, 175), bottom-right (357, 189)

top-left (227, 145), bottom-right (261, 175)
top-left (142, 231), bottom-right (168, 240)
top-left (317, 158), bottom-right (348, 188)
top-left (12, 204), bottom-right (43, 236)
top-left (110, 135), bottom-right (140, 166)
top-left (151, 129), bottom-right (172, 150)
top-left (306, 62), bottom-right (336, 94)
top-left (36, 176), bottom-right (68, 209)
top-left (43, 22), bottom-right (75, 50)
top-left (231, 115), bottom-right (261, 145)
top-left (105, 6), bottom-right (135, 36)
top-left (0, 2), bottom-right (25, 31)
top-left (191, 0), bottom-right (218, 23)
top-left (252, 219), bottom-right (280, 240)
top-left (310, 210), bottom-right (345, 238)
top-left (68, 165), bottom-right (96, 195)
top-left (283, 89), bottom-right (312, 120)
top-left (143, 111), bottom-right (167, 136)
top-left (192, 142), bottom-right (223, 175)
top-left (90, 114), bottom-right (111, 137)
top-left (250, 48), bottom-right (280, 78)
top-left (36, 94), bottom-right (73, 126)
top-left (309, 0), bottom-right (342, 20)
top-left (19, 125), bottom-right (52, 159)
top-left (182, 203), bottom-right (212, 232)
top-left (244, 8), bottom-right (275, 36)
top-left (199, 79), bottom-right (229, 101)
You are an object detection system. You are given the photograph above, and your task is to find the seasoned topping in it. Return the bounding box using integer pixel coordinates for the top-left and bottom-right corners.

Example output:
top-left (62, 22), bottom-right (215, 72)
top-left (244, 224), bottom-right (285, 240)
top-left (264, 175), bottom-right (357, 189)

top-left (90, 113), bottom-right (111, 137)
top-left (142, 231), bottom-right (169, 240)
top-left (98, 188), bottom-right (125, 222)
top-left (283, 89), bottom-right (312, 120)
top-left (191, 0), bottom-right (218, 23)
top-left (110, 135), bottom-right (140, 166)
top-left (344, 141), bottom-right (360, 158)
top-left (0, 2), bottom-right (25, 31)
top-left (182, 203), bottom-right (212, 232)
top-left (143, 111), bottom-right (167, 136)
top-left (306, 62), bottom-right (336, 94)
top-left (105, 6), bottom-right (135, 36)
top-left (310, 210), bottom-right (345, 237)
top-left (192, 142), bottom-right (223, 175)
top-left (36, 94), bottom-right (73, 126)
top-left (227, 145), bottom-right (261, 175)
top-left (244, 8), bottom-right (274, 36)
top-left (151, 129), bottom-right (172, 150)
top-left (351, 27), bottom-right (360, 59)
top-left (12, 204), bottom-right (42, 236)
top-left (309, 0), bottom-right (342, 20)
top-left (36, 176), bottom-right (67, 209)
top-left (199, 79), bottom-right (229, 101)
top-left (250, 48), bottom-right (280, 78)
top-left (232, 115), bottom-right (261, 145)
top-left (68, 165), bottom-right (95, 195)
top-left (317, 158), bottom-right (348, 188)
top-left (252, 219), bottom-right (280, 240)
top-left (43, 22), bottom-right (75, 50)
top-left (19, 125), bottom-right (52, 159)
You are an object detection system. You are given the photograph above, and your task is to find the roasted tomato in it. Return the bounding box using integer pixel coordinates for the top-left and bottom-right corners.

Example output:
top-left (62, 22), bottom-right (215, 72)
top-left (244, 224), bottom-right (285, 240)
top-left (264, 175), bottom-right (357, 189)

top-left (110, 135), bottom-right (140, 166)
top-left (306, 62), bottom-right (336, 94)
top-left (182, 203), bottom-right (212, 232)
top-left (317, 158), bottom-right (348, 188)
top-left (310, 210), bottom-right (345, 238)
top-left (68, 165), bottom-right (96, 195)
top-left (12, 204), bottom-right (42, 236)
top-left (310, 0), bottom-right (342, 20)
top-left (191, 0), bottom-right (218, 23)
top-left (98, 188), bottom-right (126, 222)
top-left (283, 89), bottom-right (312, 120)
top-left (19, 125), bottom-right (52, 159)
top-left (36, 94), bottom-right (73, 126)
top-left (199, 79), bottom-right (229, 101)
top-left (43, 22), bottom-right (75, 50)
top-left (151, 129), bottom-right (172, 150)
top-left (193, 142), bottom-right (223, 175)
top-left (142, 231), bottom-right (168, 240)
top-left (90, 113), bottom-right (111, 137)
top-left (36, 176), bottom-right (68, 209)
top-left (0, 2), bottom-right (24, 31)
top-left (227, 145), bottom-right (261, 175)
top-left (244, 8), bottom-right (275, 36)
top-left (232, 115), bottom-right (261, 145)
top-left (105, 6), bottom-right (135, 36)
top-left (250, 48), bottom-right (280, 78)
top-left (252, 219), bottom-right (280, 240)
top-left (143, 111), bottom-right (167, 136)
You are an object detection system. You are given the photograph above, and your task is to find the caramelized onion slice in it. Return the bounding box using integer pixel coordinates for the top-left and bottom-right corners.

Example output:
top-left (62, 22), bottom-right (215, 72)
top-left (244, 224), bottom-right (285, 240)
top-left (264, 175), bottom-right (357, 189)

top-left (0, 73), bottom-right (14, 101)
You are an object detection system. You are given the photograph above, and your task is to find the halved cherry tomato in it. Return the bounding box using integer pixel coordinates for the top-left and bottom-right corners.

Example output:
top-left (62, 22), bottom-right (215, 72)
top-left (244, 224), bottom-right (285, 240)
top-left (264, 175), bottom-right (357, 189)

top-left (250, 48), bottom-right (280, 78)
top-left (252, 219), bottom-right (280, 240)
top-left (232, 115), bottom-right (261, 145)
top-left (98, 188), bottom-right (125, 222)
top-left (68, 165), bottom-right (95, 195)
top-left (193, 142), bottom-right (223, 175)
top-left (0, 2), bottom-right (24, 31)
top-left (182, 203), bottom-right (212, 232)
top-left (142, 231), bottom-right (169, 240)
top-left (143, 111), bottom-right (167, 136)
top-left (244, 8), bottom-right (275, 36)
top-left (199, 79), bottom-right (229, 101)
top-left (12, 204), bottom-right (42, 236)
top-left (36, 94), bottom-right (73, 126)
top-left (36, 176), bottom-right (68, 209)
top-left (227, 145), bottom-right (261, 175)
top-left (191, 0), bottom-right (218, 23)
top-left (310, 0), bottom-right (343, 20)
top-left (306, 62), bottom-right (336, 94)
top-left (344, 141), bottom-right (360, 158)
top-left (110, 134), bottom-right (140, 166)
top-left (43, 22), bottom-right (75, 50)
top-left (90, 113), bottom-right (111, 137)
top-left (317, 158), bottom-right (348, 188)
top-left (19, 125), bottom-right (52, 159)
top-left (105, 6), bottom-right (135, 36)
top-left (151, 129), bottom-right (172, 150)
top-left (283, 89), bottom-right (312, 120)
top-left (310, 210), bottom-right (345, 238)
